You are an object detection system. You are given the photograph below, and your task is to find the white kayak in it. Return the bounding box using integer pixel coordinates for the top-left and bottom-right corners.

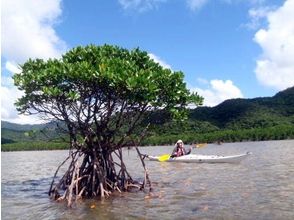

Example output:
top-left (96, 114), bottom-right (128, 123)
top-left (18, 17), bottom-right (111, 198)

top-left (146, 152), bottom-right (251, 163)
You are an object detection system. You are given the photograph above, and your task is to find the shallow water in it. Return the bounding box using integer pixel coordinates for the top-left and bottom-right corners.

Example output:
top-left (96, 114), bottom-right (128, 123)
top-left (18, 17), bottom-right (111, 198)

top-left (2, 140), bottom-right (294, 219)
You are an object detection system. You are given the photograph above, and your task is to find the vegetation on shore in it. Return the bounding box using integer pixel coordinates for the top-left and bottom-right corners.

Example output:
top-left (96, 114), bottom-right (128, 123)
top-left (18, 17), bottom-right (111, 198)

top-left (2, 86), bottom-right (294, 151)
top-left (141, 86), bottom-right (294, 145)
top-left (2, 124), bottom-right (293, 151)
top-left (142, 124), bottom-right (294, 146)
top-left (1, 141), bottom-right (68, 152)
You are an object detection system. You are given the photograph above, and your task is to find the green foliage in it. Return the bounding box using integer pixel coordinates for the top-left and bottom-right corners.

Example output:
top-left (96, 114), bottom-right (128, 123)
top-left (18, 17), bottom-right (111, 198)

top-left (141, 124), bottom-right (294, 145)
top-left (13, 44), bottom-right (202, 151)
top-left (14, 45), bottom-right (202, 113)
top-left (1, 125), bottom-right (68, 143)
top-left (3, 124), bottom-right (293, 151)
top-left (1, 141), bottom-right (68, 151)
top-left (190, 87), bottom-right (294, 129)
top-left (141, 86), bottom-right (294, 145)
top-left (1, 138), bottom-right (15, 144)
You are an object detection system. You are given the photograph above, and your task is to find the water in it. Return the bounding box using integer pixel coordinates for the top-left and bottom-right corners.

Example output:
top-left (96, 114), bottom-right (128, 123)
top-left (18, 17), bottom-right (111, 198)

top-left (2, 140), bottom-right (294, 219)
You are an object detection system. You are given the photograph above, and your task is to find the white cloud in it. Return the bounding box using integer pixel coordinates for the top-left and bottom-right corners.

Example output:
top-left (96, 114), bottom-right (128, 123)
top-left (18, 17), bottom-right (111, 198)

top-left (186, 0), bottom-right (209, 11)
top-left (5, 61), bottom-right (21, 74)
top-left (254, 0), bottom-right (294, 90)
top-left (1, 86), bottom-right (22, 120)
top-left (1, 85), bottom-right (46, 124)
top-left (1, 76), bottom-right (14, 88)
top-left (1, 0), bottom-right (66, 63)
top-left (148, 53), bottom-right (172, 69)
top-left (118, 0), bottom-right (166, 12)
top-left (247, 6), bottom-right (275, 29)
top-left (190, 79), bottom-right (244, 106)
top-left (196, 77), bottom-right (209, 85)
top-left (118, 0), bottom-right (209, 12)
top-left (118, 0), bottom-right (267, 12)
top-left (1, 0), bottom-right (66, 124)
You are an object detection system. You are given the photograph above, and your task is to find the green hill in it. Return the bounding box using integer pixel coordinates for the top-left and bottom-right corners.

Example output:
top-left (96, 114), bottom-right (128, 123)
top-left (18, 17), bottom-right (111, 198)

top-left (1, 121), bottom-right (68, 150)
top-left (1, 121), bottom-right (47, 131)
top-left (142, 86), bottom-right (294, 144)
top-left (190, 86), bottom-right (294, 129)
top-left (1, 86), bottom-right (294, 150)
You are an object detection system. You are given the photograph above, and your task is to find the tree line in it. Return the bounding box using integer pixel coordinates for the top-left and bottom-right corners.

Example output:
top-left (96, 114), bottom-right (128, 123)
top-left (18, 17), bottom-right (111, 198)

top-left (2, 124), bottom-right (294, 151)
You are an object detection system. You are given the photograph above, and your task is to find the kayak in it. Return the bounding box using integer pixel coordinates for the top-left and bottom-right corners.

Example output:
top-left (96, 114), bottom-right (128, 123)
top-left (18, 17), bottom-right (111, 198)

top-left (146, 152), bottom-right (251, 163)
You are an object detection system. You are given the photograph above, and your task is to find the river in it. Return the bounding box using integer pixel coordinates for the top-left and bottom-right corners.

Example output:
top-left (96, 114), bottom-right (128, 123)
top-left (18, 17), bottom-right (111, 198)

top-left (1, 140), bottom-right (294, 219)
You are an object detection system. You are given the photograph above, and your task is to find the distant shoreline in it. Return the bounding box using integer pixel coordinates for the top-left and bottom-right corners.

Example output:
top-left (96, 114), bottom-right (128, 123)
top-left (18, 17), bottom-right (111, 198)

top-left (2, 135), bottom-right (294, 152)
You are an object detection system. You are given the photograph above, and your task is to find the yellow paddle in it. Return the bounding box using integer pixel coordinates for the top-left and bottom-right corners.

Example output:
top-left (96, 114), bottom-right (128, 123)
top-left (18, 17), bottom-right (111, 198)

top-left (158, 154), bottom-right (171, 162)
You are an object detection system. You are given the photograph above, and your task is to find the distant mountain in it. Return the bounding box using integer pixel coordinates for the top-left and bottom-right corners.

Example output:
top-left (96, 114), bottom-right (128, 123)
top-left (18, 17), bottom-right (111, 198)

top-left (189, 86), bottom-right (294, 130)
top-left (1, 120), bottom-right (67, 144)
top-left (144, 86), bottom-right (294, 139)
top-left (1, 121), bottom-right (47, 131)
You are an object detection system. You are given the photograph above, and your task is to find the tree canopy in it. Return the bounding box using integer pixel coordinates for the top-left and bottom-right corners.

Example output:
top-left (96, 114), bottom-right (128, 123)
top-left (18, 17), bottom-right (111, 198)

top-left (14, 44), bottom-right (203, 151)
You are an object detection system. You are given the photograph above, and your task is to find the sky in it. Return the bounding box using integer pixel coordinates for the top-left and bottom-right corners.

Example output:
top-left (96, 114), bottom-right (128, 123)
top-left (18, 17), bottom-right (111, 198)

top-left (1, 0), bottom-right (294, 124)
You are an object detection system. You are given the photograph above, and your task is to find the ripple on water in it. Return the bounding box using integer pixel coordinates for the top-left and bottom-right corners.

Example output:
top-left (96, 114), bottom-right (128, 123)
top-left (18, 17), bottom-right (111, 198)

top-left (2, 140), bottom-right (294, 220)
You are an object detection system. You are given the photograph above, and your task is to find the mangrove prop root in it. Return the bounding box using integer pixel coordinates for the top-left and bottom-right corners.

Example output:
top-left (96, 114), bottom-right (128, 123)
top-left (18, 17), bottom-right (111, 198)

top-left (135, 146), bottom-right (152, 190)
top-left (49, 148), bottom-right (152, 207)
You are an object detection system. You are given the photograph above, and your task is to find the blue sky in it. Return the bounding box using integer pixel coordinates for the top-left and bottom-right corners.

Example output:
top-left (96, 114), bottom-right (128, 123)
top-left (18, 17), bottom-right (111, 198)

top-left (1, 0), bottom-right (294, 124)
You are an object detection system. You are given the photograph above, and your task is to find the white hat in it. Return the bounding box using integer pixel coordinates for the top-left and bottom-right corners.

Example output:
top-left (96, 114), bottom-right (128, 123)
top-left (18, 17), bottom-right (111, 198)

top-left (176, 140), bottom-right (183, 144)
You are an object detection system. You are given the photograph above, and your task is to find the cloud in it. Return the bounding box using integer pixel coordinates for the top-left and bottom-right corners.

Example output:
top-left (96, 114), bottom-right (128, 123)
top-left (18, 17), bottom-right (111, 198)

top-left (1, 85), bottom-right (46, 124)
top-left (254, 0), bottom-right (294, 90)
top-left (118, 0), bottom-right (209, 12)
top-left (1, 86), bottom-right (22, 120)
top-left (247, 6), bottom-right (275, 29)
top-left (1, 0), bottom-right (66, 124)
top-left (118, 0), bottom-right (268, 12)
top-left (148, 53), bottom-right (172, 69)
top-left (118, 0), bottom-right (166, 12)
top-left (196, 77), bottom-right (209, 85)
top-left (5, 61), bottom-right (21, 74)
top-left (2, 0), bottom-right (66, 63)
top-left (190, 79), bottom-right (244, 106)
top-left (186, 0), bottom-right (209, 11)
top-left (1, 76), bottom-right (14, 88)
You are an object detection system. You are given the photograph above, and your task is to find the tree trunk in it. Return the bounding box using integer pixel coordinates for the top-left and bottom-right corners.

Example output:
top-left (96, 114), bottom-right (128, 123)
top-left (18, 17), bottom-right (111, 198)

top-left (49, 146), bottom-right (151, 207)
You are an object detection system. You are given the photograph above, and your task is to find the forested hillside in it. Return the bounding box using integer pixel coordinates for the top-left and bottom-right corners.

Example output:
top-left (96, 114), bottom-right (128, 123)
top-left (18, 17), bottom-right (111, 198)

top-left (2, 86), bottom-right (294, 151)
top-left (190, 86), bottom-right (294, 129)
top-left (142, 86), bottom-right (294, 144)
top-left (1, 121), bottom-right (67, 145)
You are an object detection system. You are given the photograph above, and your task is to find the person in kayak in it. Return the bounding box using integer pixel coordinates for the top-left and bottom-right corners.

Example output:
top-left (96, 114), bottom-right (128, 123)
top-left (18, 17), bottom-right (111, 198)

top-left (170, 140), bottom-right (192, 158)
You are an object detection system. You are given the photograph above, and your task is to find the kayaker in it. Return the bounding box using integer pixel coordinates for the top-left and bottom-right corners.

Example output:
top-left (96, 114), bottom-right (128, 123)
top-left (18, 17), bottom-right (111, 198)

top-left (170, 140), bottom-right (192, 158)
